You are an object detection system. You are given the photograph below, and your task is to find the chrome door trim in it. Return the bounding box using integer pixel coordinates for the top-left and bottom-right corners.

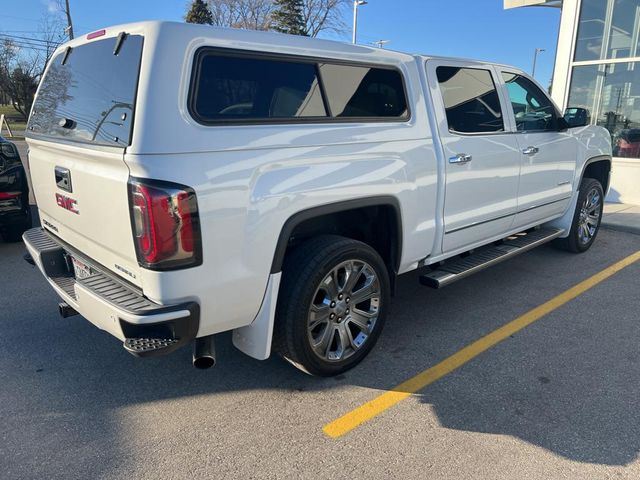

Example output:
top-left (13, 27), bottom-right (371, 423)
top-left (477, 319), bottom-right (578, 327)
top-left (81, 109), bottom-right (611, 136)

top-left (445, 196), bottom-right (572, 235)
top-left (445, 211), bottom-right (515, 234)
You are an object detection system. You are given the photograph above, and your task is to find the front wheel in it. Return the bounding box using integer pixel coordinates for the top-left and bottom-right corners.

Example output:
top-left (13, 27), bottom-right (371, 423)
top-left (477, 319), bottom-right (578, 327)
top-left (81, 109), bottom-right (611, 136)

top-left (554, 177), bottom-right (604, 253)
top-left (273, 236), bottom-right (390, 376)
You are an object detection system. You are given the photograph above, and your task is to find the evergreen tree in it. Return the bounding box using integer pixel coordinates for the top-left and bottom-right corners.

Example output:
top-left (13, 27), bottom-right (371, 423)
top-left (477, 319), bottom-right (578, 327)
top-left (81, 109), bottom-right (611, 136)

top-left (271, 0), bottom-right (307, 36)
top-left (185, 0), bottom-right (213, 25)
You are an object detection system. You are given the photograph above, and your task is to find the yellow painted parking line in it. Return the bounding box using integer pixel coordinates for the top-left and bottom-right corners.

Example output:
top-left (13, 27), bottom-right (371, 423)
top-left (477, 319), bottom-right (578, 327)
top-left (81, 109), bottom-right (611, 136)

top-left (323, 250), bottom-right (640, 439)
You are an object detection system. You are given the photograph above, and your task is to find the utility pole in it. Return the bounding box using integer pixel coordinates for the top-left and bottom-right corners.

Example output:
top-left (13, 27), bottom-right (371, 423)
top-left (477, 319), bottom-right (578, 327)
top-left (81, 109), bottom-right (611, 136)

top-left (63, 0), bottom-right (74, 40)
top-left (352, 1), bottom-right (367, 44)
top-left (372, 39), bottom-right (390, 49)
top-left (531, 47), bottom-right (545, 78)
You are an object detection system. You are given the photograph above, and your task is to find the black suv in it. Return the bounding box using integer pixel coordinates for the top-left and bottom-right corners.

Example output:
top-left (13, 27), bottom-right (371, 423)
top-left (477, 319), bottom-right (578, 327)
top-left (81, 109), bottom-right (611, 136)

top-left (0, 136), bottom-right (31, 242)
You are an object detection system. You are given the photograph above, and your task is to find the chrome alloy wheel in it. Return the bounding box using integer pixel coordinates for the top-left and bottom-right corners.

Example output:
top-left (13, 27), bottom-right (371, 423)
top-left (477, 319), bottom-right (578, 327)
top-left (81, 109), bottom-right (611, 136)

top-left (307, 260), bottom-right (381, 362)
top-left (577, 186), bottom-right (602, 245)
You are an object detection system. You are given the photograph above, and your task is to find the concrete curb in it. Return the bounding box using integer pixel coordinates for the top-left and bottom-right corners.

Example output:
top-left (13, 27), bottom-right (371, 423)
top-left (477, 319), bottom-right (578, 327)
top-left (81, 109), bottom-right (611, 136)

top-left (602, 203), bottom-right (640, 235)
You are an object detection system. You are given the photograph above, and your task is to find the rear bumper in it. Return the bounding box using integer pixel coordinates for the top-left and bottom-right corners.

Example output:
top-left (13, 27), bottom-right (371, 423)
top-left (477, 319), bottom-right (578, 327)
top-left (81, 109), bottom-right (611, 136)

top-left (23, 227), bottom-right (199, 357)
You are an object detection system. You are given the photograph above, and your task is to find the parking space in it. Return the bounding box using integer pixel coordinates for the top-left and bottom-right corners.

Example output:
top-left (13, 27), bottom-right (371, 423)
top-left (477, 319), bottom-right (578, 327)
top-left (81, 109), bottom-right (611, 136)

top-left (1, 228), bottom-right (639, 479)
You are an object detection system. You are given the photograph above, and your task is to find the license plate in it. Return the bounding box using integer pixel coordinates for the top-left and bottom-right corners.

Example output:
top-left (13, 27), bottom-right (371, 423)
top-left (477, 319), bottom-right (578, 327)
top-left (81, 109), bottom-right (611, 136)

top-left (71, 257), bottom-right (92, 280)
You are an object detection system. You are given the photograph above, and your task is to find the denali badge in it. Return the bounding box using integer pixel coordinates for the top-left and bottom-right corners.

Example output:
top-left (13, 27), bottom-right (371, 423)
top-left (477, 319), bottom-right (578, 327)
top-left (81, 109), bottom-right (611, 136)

top-left (55, 193), bottom-right (79, 214)
top-left (42, 218), bottom-right (59, 232)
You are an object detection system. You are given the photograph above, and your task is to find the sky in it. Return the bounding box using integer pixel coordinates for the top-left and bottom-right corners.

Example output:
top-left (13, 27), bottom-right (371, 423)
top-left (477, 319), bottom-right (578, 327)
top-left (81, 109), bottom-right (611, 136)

top-left (1, 0), bottom-right (561, 86)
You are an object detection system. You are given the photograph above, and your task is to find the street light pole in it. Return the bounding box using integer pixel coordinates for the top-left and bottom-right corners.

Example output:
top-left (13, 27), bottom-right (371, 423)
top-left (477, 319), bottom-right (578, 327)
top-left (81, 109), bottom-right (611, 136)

top-left (63, 0), bottom-right (74, 40)
top-left (532, 48), bottom-right (545, 78)
top-left (352, 1), bottom-right (368, 44)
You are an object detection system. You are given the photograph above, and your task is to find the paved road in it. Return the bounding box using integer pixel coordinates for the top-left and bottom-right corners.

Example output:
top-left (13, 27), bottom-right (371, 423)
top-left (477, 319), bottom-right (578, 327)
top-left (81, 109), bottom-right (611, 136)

top-left (1, 228), bottom-right (639, 479)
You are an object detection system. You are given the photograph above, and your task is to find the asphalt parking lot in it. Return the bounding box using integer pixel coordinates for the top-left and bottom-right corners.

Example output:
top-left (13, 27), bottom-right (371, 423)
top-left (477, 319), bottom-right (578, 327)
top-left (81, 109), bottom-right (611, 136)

top-left (1, 221), bottom-right (639, 479)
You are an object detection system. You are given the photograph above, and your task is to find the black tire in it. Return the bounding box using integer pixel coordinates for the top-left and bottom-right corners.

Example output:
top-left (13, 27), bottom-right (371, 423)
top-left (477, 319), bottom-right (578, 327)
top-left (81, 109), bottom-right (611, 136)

top-left (554, 177), bottom-right (604, 253)
top-left (273, 235), bottom-right (390, 376)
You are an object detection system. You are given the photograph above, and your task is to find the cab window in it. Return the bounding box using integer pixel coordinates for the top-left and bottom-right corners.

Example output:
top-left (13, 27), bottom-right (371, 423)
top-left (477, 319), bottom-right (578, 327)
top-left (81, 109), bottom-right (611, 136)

top-left (501, 72), bottom-right (558, 132)
top-left (436, 66), bottom-right (504, 134)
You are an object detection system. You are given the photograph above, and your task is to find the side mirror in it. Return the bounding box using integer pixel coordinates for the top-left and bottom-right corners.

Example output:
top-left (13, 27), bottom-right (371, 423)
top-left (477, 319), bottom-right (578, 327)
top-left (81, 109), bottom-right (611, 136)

top-left (563, 107), bottom-right (590, 128)
top-left (557, 116), bottom-right (569, 132)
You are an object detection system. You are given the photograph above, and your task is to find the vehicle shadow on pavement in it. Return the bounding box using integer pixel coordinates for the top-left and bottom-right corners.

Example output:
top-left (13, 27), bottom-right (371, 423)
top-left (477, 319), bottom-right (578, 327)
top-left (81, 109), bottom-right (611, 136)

top-left (1, 229), bottom-right (639, 477)
top-left (411, 266), bottom-right (640, 466)
top-left (390, 235), bottom-right (640, 466)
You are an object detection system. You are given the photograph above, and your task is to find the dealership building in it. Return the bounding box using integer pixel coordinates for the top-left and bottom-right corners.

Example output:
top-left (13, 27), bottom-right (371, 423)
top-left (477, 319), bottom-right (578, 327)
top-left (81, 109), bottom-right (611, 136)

top-left (506, 0), bottom-right (640, 205)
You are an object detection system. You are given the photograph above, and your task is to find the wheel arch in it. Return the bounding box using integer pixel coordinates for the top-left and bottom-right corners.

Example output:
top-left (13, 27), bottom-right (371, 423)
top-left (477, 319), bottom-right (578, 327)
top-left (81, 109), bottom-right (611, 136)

top-left (542, 154), bottom-right (611, 238)
top-left (269, 196), bottom-right (403, 276)
top-left (580, 155), bottom-right (612, 194)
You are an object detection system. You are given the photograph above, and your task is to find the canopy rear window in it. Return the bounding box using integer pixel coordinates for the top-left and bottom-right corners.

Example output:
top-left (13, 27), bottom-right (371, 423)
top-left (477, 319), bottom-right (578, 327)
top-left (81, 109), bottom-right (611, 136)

top-left (28, 34), bottom-right (143, 147)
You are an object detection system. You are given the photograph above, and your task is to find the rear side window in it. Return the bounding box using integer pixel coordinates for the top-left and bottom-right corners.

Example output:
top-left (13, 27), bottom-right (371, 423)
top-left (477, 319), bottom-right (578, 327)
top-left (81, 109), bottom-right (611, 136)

top-left (191, 53), bottom-right (327, 121)
top-left (436, 66), bottom-right (504, 134)
top-left (28, 35), bottom-right (143, 147)
top-left (319, 64), bottom-right (408, 118)
top-left (189, 49), bottom-right (409, 124)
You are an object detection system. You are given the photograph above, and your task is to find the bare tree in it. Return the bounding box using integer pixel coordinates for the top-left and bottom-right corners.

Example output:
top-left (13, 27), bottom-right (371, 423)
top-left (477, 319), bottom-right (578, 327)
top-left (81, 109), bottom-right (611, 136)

top-left (0, 14), bottom-right (65, 118)
top-left (207, 0), bottom-right (274, 31)
top-left (38, 14), bottom-right (67, 72)
top-left (0, 40), bottom-right (40, 119)
top-left (300, 0), bottom-right (349, 37)
top-left (204, 0), bottom-right (348, 36)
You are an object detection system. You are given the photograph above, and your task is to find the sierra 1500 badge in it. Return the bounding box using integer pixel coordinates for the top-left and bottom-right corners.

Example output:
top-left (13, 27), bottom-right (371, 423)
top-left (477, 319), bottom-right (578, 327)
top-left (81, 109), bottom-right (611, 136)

top-left (55, 193), bottom-right (79, 214)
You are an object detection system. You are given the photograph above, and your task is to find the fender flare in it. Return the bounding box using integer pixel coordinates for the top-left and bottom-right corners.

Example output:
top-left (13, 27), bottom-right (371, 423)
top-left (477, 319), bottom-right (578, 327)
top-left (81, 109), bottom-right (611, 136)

top-left (546, 154), bottom-right (612, 238)
top-left (579, 154), bottom-right (612, 193)
top-left (269, 196), bottom-right (403, 274)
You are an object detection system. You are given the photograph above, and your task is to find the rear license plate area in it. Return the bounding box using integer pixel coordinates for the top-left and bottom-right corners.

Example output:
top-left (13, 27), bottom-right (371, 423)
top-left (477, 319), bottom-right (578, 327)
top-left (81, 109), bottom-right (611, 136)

top-left (71, 256), bottom-right (93, 280)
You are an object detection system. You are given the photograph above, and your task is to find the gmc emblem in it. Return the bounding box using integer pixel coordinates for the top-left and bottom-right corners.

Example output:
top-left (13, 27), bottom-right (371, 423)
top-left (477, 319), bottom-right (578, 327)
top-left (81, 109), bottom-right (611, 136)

top-left (55, 193), bottom-right (79, 214)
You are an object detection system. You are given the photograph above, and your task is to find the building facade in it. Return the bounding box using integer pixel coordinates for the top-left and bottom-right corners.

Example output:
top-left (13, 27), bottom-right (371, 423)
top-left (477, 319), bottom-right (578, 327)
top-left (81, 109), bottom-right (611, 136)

top-left (507, 0), bottom-right (640, 205)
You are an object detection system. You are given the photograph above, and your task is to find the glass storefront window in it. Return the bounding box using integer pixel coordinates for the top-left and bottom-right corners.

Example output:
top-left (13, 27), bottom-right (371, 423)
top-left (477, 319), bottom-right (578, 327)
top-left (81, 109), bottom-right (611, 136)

top-left (599, 62), bottom-right (640, 157)
top-left (574, 0), bottom-right (608, 61)
top-left (568, 62), bottom-right (640, 158)
top-left (607, 0), bottom-right (640, 59)
top-left (567, 64), bottom-right (600, 116)
top-left (575, 0), bottom-right (640, 61)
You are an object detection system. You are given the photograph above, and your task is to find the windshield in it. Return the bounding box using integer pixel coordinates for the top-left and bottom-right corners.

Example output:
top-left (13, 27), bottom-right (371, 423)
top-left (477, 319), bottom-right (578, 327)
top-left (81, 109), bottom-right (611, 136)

top-left (28, 34), bottom-right (143, 147)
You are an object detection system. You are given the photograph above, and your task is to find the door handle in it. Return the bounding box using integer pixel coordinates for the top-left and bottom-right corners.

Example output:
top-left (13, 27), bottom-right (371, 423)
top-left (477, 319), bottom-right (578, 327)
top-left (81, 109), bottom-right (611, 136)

top-left (522, 146), bottom-right (539, 155)
top-left (449, 153), bottom-right (472, 164)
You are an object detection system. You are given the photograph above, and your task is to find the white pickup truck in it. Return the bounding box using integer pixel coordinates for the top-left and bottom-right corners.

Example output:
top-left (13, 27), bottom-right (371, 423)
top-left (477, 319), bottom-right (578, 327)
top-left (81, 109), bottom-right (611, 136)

top-left (23, 21), bottom-right (611, 376)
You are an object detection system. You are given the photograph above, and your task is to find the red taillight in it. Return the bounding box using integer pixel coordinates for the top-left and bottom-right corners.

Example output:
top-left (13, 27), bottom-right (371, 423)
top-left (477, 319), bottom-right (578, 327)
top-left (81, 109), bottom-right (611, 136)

top-left (0, 191), bottom-right (21, 200)
top-left (176, 191), bottom-right (194, 253)
top-left (128, 179), bottom-right (202, 270)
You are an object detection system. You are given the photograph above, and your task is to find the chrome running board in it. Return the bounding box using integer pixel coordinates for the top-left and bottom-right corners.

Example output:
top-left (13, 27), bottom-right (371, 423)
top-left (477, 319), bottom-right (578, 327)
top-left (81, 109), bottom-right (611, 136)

top-left (419, 228), bottom-right (564, 289)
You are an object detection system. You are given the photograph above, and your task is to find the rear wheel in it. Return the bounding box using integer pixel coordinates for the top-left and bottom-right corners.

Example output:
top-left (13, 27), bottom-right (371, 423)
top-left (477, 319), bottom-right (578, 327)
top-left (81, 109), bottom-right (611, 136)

top-left (554, 177), bottom-right (604, 253)
top-left (274, 235), bottom-right (390, 376)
